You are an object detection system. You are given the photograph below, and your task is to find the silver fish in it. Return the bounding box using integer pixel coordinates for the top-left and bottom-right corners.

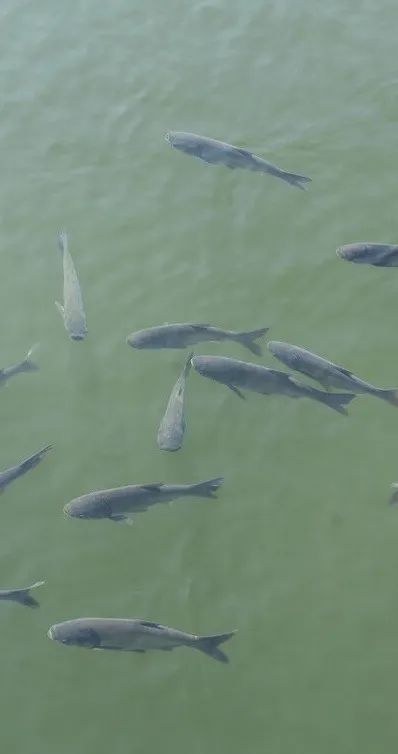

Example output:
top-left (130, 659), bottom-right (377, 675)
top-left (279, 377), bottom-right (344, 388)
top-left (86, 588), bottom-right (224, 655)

top-left (165, 131), bottom-right (311, 190)
top-left (64, 477), bottom-right (224, 524)
top-left (47, 617), bottom-right (236, 662)
top-left (0, 580), bottom-right (45, 608)
top-left (390, 484), bottom-right (398, 505)
top-left (336, 243), bottom-right (398, 267)
top-left (191, 355), bottom-right (356, 415)
top-left (55, 231), bottom-right (87, 341)
top-left (127, 323), bottom-right (269, 356)
top-left (157, 353), bottom-right (192, 451)
top-left (268, 341), bottom-right (398, 407)
top-left (0, 445), bottom-right (52, 492)
top-left (0, 344), bottom-right (39, 385)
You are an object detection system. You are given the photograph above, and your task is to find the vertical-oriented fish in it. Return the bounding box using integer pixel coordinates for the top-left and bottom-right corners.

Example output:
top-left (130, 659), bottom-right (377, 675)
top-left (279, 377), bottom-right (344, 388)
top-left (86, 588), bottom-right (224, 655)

top-left (0, 445), bottom-right (52, 492)
top-left (0, 344), bottom-right (39, 385)
top-left (157, 353), bottom-right (192, 451)
top-left (55, 231), bottom-right (87, 341)
top-left (0, 580), bottom-right (45, 608)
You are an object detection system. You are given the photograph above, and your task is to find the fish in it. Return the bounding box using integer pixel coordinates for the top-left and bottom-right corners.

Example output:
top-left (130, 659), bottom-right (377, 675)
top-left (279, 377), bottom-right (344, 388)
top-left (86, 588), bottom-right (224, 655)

top-left (127, 323), bottom-right (269, 356)
top-left (157, 353), bottom-right (192, 451)
top-left (191, 355), bottom-right (356, 415)
top-left (0, 580), bottom-right (45, 608)
top-left (336, 243), bottom-right (398, 267)
top-left (0, 445), bottom-right (52, 492)
top-left (55, 231), bottom-right (87, 341)
top-left (0, 344), bottom-right (39, 385)
top-left (47, 617), bottom-right (236, 662)
top-left (63, 477), bottom-right (224, 524)
top-left (267, 340), bottom-right (398, 406)
top-left (165, 131), bottom-right (311, 190)
top-left (390, 484), bottom-right (398, 505)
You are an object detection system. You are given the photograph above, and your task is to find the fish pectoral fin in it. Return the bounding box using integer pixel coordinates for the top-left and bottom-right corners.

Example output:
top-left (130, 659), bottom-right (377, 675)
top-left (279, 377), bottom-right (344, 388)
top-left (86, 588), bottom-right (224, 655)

top-left (55, 301), bottom-right (64, 319)
top-left (141, 483), bottom-right (164, 491)
top-left (160, 647), bottom-right (173, 651)
top-left (227, 383), bottom-right (246, 399)
top-left (337, 366), bottom-right (354, 377)
top-left (109, 514), bottom-right (133, 525)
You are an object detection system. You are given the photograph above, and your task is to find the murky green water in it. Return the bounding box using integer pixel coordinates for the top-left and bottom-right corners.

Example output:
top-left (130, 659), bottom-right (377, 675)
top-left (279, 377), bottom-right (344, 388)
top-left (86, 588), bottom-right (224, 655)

top-left (2, 1), bottom-right (398, 752)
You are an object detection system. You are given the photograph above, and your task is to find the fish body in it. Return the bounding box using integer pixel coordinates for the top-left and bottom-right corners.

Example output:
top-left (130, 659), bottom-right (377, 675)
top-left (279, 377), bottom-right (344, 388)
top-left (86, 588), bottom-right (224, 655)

top-left (64, 477), bottom-right (224, 523)
top-left (191, 354), bottom-right (356, 415)
top-left (165, 131), bottom-right (311, 190)
top-left (0, 580), bottom-right (45, 608)
top-left (0, 445), bottom-right (52, 492)
top-left (127, 323), bottom-right (269, 356)
top-left (157, 353), bottom-right (192, 451)
top-left (47, 617), bottom-right (236, 662)
top-left (336, 243), bottom-right (398, 267)
top-left (0, 344), bottom-right (39, 385)
top-left (56, 232), bottom-right (87, 340)
top-left (267, 341), bottom-right (398, 406)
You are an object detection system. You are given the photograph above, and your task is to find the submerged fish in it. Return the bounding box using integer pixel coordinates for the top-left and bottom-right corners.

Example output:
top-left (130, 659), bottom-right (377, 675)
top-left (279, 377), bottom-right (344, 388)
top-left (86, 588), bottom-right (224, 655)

top-left (55, 231), bottom-right (87, 341)
top-left (390, 484), bottom-right (398, 505)
top-left (127, 323), bottom-right (269, 356)
top-left (0, 445), bottom-right (52, 492)
top-left (64, 477), bottom-right (224, 524)
top-left (0, 344), bottom-right (39, 385)
top-left (0, 580), bottom-right (45, 608)
top-left (157, 353), bottom-right (192, 451)
top-left (191, 355), bottom-right (356, 415)
top-left (268, 341), bottom-right (398, 406)
top-left (47, 617), bottom-right (236, 662)
top-left (165, 131), bottom-right (311, 190)
top-left (336, 243), bottom-right (398, 267)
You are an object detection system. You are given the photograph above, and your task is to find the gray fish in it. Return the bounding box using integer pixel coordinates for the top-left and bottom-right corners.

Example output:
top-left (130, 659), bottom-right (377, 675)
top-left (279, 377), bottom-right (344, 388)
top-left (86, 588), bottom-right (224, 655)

top-left (127, 323), bottom-right (269, 356)
top-left (0, 580), bottom-right (45, 608)
top-left (55, 231), bottom-right (87, 341)
top-left (390, 484), bottom-right (398, 505)
top-left (336, 243), bottom-right (398, 267)
top-left (191, 355), bottom-right (356, 415)
top-left (165, 131), bottom-right (311, 190)
top-left (157, 353), bottom-right (192, 451)
top-left (47, 617), bottom-right (236, 663)
top-left (0, 344), bottom-right (39, 385)
top-left (64, 477), bottom-right (224, 524)
top-left (268, 341), bottom-right (398, 407)
top-left (0, 445), bottom-right (52, 492)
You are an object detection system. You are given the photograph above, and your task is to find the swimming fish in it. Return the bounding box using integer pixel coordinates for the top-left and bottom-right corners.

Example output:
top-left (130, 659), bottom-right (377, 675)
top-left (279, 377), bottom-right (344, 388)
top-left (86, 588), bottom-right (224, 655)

top-left (191, 355), bottom-right (356, 415)
top-left (0, 580), bottom-right (45, 608)
top-left (64, 477), bottom-right (224, 524)
top-left (55, 231), bottom-right (87, 341)
top-left (267, 341), bottom-right (398, 406)
top-left (0, 344), bottom-right (39, 385)
top-left (127, 323), bottom-right (269, 356)
top-left (47, 617), bottom-right (236, 662)
top-left (336, 243), bottom-right (398, 267)
top-left (157, 353), bottom-right (192, 451)
top-left (0, 445), bottom-right (52, 492)
top-left (165, 131), bottom-right (311, 190)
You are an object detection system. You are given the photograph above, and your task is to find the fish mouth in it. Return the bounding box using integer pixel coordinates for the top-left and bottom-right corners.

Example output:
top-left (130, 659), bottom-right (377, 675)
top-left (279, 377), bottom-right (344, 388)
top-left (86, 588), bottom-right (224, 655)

top-left (47, 626), bottom-right (54, 640)
top-left (71, 334), bottom-right (86, 341)
top-left (164, 131), bottom-right (171, 144)
top-left (336, 246), bottom-right (344, 258)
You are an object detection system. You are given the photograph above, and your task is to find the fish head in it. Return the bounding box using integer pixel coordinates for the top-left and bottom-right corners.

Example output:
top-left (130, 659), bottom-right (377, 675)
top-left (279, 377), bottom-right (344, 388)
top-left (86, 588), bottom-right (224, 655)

top-left (63, 496), bottom-right (110, 520)
top-left (191, 355), bottom-right (237, 382)
top-left (267, 341), bottom-right (290, 359)
top-left (336, 243), bottom-right (375, 263)
top-left (164, 131), bottom-right (199, 154)
top-left (47, 621), bottom-right (100, 649)
top-left (126, 329), bottom-right (165, 349)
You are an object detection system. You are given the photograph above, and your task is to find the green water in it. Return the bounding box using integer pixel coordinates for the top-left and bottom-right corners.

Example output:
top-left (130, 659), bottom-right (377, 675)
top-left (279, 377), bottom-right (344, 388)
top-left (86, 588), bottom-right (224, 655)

top-left (2, 1), bottom-right (398, 752)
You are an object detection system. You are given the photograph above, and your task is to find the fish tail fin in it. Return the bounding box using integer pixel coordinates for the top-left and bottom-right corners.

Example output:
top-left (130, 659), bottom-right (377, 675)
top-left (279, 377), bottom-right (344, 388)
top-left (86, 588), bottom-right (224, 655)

top-left (281, 171), bottom-right (312, 191)
top-left (19, 445), bottom-right (52, 474)
top-left (15, 580), bottom-right (45, 608)
top-left (195, 630), bottom-right (236, 663)
top-left (58, 230), bottom-right (68, 255)
top-left (190, 477), bottom-right (224, 498)
top-left (22, 343), bottom-right (40, 372)
top-left (235, 327), bottom-right (269, 356)
top-left (380, 389), bottom-right (398, 407)
top-left (317, 391), bottom-right (357, 415)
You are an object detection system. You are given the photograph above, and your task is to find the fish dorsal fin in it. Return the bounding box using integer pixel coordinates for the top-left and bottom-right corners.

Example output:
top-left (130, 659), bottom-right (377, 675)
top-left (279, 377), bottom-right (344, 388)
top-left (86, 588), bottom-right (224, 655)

top-left (235, 147), bottom-right (253, 158)
top-left (141, 483), bottom-right (164, 492)
top-left (188, 323), bottom-right (211, 330)
top-left (139, 620), bottom-right (164, 630)
top-left (337, 366), bottom-right (354, 377)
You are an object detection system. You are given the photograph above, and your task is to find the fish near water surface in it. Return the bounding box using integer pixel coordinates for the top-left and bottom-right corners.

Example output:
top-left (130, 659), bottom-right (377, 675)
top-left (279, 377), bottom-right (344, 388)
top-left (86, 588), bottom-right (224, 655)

top-left (191, 355), bottom-right (356, 415)
top-left (127, 323), bottom-right (269, 356)
top-left (336, 243), bottom-right (398, 267)
top-left (0, 580), bottom-right (45, 608)
top-left (64, 477), bottom-right (224, 524)
top-left (0, 344), bottom-right (39, 385)
top-left (165, 131), bottom-right (311, 190)
top-left (55, 231), bottom-right (87, 341)
top-left (157, 353), bottom-right (192, 451)
top-left (0, 445), bottom-right (52, 492)
top-left (267, 341), bottom-right (398, 407)
top-left (47, 617), bottom-right (236, 662)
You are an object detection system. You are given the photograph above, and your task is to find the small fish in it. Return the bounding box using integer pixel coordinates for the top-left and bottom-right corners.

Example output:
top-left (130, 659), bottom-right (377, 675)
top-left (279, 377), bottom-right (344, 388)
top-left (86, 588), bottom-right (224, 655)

top-left (0, 344), bottom-right (39, 385)
top-left (0, 580), bottom-right (45, 608)
top-left (0, 445), bottom-right (52, 492)
top-left (127, 323), bottom-right (269, 356)
top-left (191, 355), bottom-right (356, 415)
top-left (336, 243), bottom-right (398, 267)
top-left (47, 617), bottom-right (236, 662)
top-left (165, 131), bottom-right (311, 190)
top-left (64, 477), bottom-right (224, 524)
top-left (55, 231), bottom-right (87, 341)
top-left (268, 340), bottom-right (398, 407)
top-left (157, 353), bottom-right (192, 451)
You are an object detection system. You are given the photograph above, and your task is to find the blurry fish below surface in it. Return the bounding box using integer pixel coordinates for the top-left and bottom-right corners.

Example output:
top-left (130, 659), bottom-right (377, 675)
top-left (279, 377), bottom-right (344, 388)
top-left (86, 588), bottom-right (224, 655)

top-left (0, 581), bottom-right (45, 608)
top-left (336, 242), bottom-right (398, 267)
top-left (0, 344), bottom-right (39, 385)
top-left (127, 322), bottom-right (269, 355)
top-left (157, 352), bottom-right (192, 451)
top-left (55, 231), bottom-right (87, 341)
top-left (47, 617), bottom-right (236, 662)
top-left (0, 445), bottom-right (52, 492)
top-left (165, 131), bottom-right (311, 190)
